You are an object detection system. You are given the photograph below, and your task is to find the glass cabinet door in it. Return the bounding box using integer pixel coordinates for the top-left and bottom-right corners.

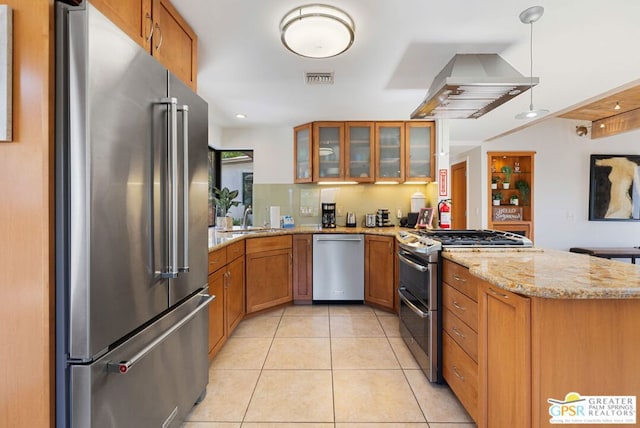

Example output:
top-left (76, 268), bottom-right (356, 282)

top-left (294, 123), bottom-right (312, 183)
top-left (375, 122), bottom-right (405, 182)
top-left (405, 122), bottom-right (435, 182)
top-left (345, 122), bottom-right (374, 182)
top-left (313, 122), bottom-right (344, 181)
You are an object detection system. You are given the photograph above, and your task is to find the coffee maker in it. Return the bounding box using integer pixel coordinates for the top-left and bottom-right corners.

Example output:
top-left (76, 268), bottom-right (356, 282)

top-left (321, 203), bottom-right (336, 228)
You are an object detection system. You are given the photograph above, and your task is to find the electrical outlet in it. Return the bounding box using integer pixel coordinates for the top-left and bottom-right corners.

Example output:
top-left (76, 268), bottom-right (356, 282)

top-left (396, 208), bottom-right (402, 218)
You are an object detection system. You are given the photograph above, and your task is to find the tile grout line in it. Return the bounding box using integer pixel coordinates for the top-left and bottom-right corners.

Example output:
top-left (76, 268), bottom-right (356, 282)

top-left (239, 310), bottom-right (284, 425)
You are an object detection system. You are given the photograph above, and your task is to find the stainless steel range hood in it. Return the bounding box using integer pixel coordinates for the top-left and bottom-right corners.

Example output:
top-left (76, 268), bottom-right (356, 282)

top-left (411, 54), bottom-right (537, 119)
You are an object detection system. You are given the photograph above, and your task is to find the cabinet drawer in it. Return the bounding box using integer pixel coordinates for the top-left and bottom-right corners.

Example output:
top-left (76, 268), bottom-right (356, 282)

top-left (443, 284), bottom-right (478, 332)
top-left (226, 240), bottom-right (245, 262)
top-left (442, 260), bottom-right (478, 301)
top-left (246, 235), bottom-right (292, 254)
top-left (443, 308), bottom-right (478, 362)
top-left (443, 332), bottom-right (478, 422)
top-left (208, 247), bottom-right (227, 275)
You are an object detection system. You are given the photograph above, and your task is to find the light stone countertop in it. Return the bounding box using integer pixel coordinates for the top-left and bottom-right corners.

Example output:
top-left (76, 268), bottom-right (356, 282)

top-left (209, 227), bottom-right (640, 300)
top-left (442, 248), bottom-right (640, 299)
top-left (208, 225), bottom-right (399, 250)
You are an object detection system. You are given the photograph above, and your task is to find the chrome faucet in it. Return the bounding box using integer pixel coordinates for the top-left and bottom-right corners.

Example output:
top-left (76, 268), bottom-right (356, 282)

top-left (242, 205), bottom-right (253, 228)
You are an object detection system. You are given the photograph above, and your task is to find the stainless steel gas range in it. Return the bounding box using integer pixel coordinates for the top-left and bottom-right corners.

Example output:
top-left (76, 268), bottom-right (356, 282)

top-left (396, 229), bottom-right (532, 383)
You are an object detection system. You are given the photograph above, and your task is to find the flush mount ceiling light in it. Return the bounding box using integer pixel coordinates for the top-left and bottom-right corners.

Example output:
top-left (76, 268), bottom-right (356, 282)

top-left (515, 5), bottom-right (549, 120)
top-left (279, 4), bottom-right (355, 59)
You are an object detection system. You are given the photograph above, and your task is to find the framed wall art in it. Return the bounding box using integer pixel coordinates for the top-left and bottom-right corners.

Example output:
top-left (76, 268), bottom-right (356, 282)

top-left (417, 207), bottom-right (434, 229)
top-left (589, 154), bottom-right (640, 221)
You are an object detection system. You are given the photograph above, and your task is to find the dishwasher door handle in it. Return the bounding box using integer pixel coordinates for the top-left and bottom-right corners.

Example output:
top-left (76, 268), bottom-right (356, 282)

top-left (315, 237), bottom-right (362, 242)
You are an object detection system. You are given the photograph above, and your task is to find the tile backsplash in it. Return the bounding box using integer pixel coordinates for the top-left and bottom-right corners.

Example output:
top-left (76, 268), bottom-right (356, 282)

top-left (252, 183), bottom-right (439, 228)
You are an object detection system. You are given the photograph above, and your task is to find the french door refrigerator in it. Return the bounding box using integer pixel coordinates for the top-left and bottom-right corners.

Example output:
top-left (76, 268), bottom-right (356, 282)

top-left (55, 3), bottom-right (213, 427)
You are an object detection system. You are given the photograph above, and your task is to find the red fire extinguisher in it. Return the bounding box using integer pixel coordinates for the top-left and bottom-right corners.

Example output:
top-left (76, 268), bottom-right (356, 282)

top-left (438, 199), bottom-right (451, 229)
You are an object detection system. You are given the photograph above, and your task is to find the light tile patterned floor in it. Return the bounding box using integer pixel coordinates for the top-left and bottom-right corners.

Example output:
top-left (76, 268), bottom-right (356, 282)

top-left (183, 304), bottom-right (476, 428)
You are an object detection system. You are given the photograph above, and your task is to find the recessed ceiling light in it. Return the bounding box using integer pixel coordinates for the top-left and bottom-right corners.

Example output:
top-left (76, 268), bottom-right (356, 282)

top-left (235, 113), bottom-right (246, 119)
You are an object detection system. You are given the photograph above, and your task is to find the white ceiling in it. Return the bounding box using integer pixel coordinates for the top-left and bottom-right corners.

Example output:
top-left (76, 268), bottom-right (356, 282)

top-left (172, 0), bottom-right (640, 142)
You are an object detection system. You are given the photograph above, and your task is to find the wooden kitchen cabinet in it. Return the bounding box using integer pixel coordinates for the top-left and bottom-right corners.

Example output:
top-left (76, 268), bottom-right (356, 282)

top-left (293, 120), bottom-right (434, 183)
top-left (294, 123), bottom-right (313, 183)
top-left (442, 259), bottom-right (479, 422)
top-left (292, 234), bottom-right (313, 303)
top-left (375, 122), bottom-right (405, 182)
top-left (478, 279), bottom-right (531, 428)
top-left (364, 235), bottom-right (395, 310)
top-left (207, 266), bottom-right (226, 360)
top-left (246, 236), bottom-right (293, 313)
top-left (225, 241), bottom-right (245, 333)
top-left (312, 122), bottom-right (345, 182)
top-left (405, 121), bottom-right (435, 182)
top-left (487, 151), bottom-right (535, 240)
top-left (345, 122), bottom-right (375, 182)
top-left (151, 0), bottom-right (198, 90)
top-left (207, 241), bottom-right (245, 361)
top-left (90, 0), bottom-right (198, 90)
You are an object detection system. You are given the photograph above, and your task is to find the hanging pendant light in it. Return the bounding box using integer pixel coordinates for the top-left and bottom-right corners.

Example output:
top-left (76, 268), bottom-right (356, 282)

top-left (515, 6), bottom-right (549, 119)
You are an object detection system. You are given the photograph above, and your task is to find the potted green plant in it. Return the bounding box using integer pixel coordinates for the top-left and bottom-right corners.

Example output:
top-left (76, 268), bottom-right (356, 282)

top-left (212, 186), bottom-right (240, 229)
top-left (510, 194), bottom-right (519, 206)
top-left (501, 165), bottom-right (512, 189)
top-left (492, 192), bottom-right (502, 206)
top-left (515, 179), bottom-right (530, 205)
top-left (491, 176), bottom-right (500, 189)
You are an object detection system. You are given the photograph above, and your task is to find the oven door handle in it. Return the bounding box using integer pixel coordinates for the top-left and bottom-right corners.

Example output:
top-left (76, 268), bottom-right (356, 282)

top-left (398, 252), bottom-right (430, 272)
top-left (398, 288), bottom-right (429, 319)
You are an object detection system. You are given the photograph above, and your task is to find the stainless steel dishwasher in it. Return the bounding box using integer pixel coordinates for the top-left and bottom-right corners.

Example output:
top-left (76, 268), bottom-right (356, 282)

top-left (312, 234), bottom-right (364, 301)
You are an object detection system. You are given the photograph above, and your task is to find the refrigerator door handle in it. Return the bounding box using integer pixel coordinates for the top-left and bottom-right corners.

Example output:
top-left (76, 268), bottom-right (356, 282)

top-left (106, 293), bottom-right (215, 374)
top-left (178, 104), bottom-right (189, 273)
top-left (157, 97), bottom-right (179, 279)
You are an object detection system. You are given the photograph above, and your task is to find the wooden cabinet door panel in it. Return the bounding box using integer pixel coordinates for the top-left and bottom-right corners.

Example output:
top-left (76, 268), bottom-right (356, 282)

top-left (364, 235), bottom-right (394, 309)
top-left (226, 256), bottom-right (245, 333)
top-left (443, 332), bottom-right (478, 422)
top-left (208, 269), bottom-right (226, 360)
top-left (246, 248), bottom-right (293, 313)
top-left (152, 0), bottom-right (197, 90)
top-left (443, 284), bottom-right (478, 332)
top-left (478, 283), bottom-right (531, 428)
top-left (292, 234), bottom-right (313, 302)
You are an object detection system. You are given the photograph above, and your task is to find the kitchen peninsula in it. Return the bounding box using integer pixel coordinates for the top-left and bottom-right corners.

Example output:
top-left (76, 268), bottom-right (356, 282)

top-left (442, 249), bottom-right (640, 428)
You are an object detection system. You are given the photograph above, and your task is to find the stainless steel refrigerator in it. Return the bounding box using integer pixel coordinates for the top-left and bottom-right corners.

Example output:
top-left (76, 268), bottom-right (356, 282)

top-left (55, 3), bottom-right (213, 427)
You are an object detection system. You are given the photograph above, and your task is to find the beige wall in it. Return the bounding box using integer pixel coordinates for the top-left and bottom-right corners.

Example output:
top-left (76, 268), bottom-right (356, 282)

top-left (0, 1), bottom-right (54, 426)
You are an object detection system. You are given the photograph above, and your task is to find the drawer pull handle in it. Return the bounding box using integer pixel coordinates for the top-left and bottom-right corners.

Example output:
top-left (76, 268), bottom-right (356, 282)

top-left (452, 301), bottom-right (466, 311)
top-left (452, 366), bottom-right (465, 381)
top-left (488, 288), bottom-right (509, 299)
top-left (453, 274), bottom-right (467, 282)
top-left (452, 326), bottom-right (466, 339)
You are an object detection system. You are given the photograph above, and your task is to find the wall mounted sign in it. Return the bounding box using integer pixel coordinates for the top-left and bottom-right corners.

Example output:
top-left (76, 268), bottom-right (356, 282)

top-left (438, 169), bottom-right (447, 196)
top-left (492, 206), bottom-right (523, 221)
top-left (589, 154), bottom-right (640, 221)
top-left (0, 5), bottom-right (12, 141)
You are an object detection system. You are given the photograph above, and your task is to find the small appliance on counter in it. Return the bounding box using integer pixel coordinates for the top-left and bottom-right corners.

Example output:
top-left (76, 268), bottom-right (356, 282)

top-left (346, 212), bottom-right (357, 227)
top-left (376, 208), bottom-right (392, 227)
top-left (322, 203), bottom-right (336, 228)
top-left (365, 213), bottom-right (376, 228)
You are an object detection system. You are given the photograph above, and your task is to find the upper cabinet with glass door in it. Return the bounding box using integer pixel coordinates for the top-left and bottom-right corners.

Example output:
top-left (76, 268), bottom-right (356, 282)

top-left (345, 122), bottom-right (374, 183)
top-left (375, 122), bottom-right (405, 182)
top-left (405, 122), bottom-right (435, 182)
top-left (313, 122), bottom-right (345, 182)
top-left (294, 123), bottom-right (313, 183)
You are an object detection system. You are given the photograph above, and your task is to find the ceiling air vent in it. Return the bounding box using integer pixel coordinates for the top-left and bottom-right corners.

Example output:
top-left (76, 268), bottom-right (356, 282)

top-left (305, 72), bottom-right (334, 85)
